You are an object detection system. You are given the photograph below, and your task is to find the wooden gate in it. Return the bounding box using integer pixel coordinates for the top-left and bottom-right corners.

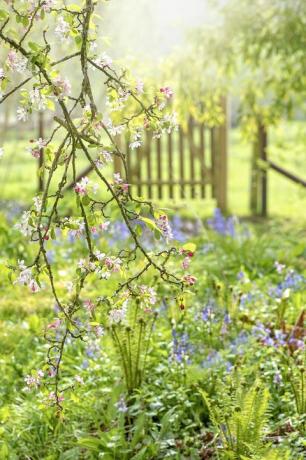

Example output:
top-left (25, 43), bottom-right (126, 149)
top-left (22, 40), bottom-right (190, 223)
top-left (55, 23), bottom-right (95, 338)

top-left (114, 100), bottom-right (228, 211)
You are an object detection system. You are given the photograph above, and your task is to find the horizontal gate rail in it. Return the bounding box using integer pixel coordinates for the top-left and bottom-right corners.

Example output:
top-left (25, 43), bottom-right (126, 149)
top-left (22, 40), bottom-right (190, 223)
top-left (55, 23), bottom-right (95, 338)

top-left (268, 160), bottom-right (306, 188)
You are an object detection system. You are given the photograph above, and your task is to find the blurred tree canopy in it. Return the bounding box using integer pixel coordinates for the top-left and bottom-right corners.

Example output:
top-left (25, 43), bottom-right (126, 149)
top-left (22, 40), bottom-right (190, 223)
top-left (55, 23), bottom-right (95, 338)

top-left (160, 0), bottom-right (306, 134)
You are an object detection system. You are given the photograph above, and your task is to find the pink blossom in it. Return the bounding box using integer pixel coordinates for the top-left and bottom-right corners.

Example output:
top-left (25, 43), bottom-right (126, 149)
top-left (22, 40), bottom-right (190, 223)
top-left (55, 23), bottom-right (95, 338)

top-left (54, 75), bottom-right (71, 98)
top-left (47, 318), bottom-right (61, 329)
top-left (183, 274), bottom-right (197, 286)
top-left (24, 370), bottom-right (44, 389)
top-left (28, 138), bottom-right (46, 159)
top-left (29, 279), bottom-right (40, 293)
top-left (182, 257), bottom-right (191, 270)
top-left (7, 50), bottom-right (27, 73)
top-left (104, 257), bottom-right (122, 272)
top-left (99, 221), bottom-right (110, 231)
top-left (160, 86), bottom-right (173, 99)
top-left (74, 176), bottom-right (89, 196)
top-left (48, 367), bottom-right (56, 378)
top-left (135, 79), bottom-right (144, 94)
top-left (113, 173), bottom-right (129, 194)
top-left (48, 391), bottom-right (64, 402)
top-left (84, 299), bottom-right (95, 314)
top-left (31, 149), bottom-right (41, 158)
top-left (122, 183), bottom-right (129, 193)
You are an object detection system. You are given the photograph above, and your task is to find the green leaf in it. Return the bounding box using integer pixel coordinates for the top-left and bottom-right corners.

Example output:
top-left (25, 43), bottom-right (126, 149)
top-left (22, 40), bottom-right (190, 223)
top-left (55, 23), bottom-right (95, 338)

top-left (182, 242), bottom-right (197, 253)
top-left (82, 195), bottom-right (91, 206)
top-left (0, 9), bottom-right (9, 21)
top-left (46, 99), bottom-right (56, 111)
top-left (77, 437), bottom-right (100, 451)
top-left (28, 42), bottom-right (42, 52)
top-left (140, 217), bottom-right (161, 234)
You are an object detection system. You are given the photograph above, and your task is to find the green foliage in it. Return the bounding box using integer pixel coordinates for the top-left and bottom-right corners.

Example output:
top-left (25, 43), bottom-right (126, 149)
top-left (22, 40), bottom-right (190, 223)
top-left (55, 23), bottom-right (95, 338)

top-left (201, 379), bottom-right (288, 459)
top-left (0, 209), bottom-right (305, 458)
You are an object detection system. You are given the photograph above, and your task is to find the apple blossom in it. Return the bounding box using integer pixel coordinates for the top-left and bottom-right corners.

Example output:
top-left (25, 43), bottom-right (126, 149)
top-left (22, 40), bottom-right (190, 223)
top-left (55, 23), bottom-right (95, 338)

top-left (160, 86), bottom-right (173, 99)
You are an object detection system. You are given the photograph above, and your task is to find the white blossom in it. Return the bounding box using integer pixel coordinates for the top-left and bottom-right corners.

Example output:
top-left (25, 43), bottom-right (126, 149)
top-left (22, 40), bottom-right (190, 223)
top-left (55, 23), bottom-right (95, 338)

top-left (17, 107), bottom-right (28, 122)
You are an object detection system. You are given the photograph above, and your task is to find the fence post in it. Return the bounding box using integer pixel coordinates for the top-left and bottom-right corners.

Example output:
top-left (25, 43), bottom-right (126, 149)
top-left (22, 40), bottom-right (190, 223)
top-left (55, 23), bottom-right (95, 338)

top-left (217, 96), bottom-right (228, 212)
top-left (250, 122), bottom-right (268, 216)
top-left (38, 111), bottom-right (44, 192)
top-left (258, 123), bottom-right (268, 217)
top-left (250, 136), bottom-right (259, 215)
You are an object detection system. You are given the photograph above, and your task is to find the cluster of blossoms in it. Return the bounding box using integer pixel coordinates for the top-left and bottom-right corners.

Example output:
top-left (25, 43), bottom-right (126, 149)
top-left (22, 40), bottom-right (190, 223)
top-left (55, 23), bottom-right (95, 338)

top-left (29, 88), bottom-right (47, 111)
top-left (42, 0), bottom-right (57, 12)
top-left (27, 138), bottom-right (46, 159)
top-left (66, 218), bottom-right (109, 241)
top-left (55, 17), bottom-right (71, 42)
top-left (6, 50), bottom-right (27, 73)
top-left (74, 176), bottom-right (98, 196)
top-left (93, 52), bottom-right (113, 69)
top-left (152, 112), bottom-right (178, 138)
top-left (129, 131), bottom-right (142, 149)
top-left (155, 214), bottom-right (173, 242)
top-left (112, 172), bottom-right (129, 194)
top-left (109, 299), bottom-right (128, 325)
top-left (14, 211), bottom-right (32, 237)
top-left (77, 252), bottom-right (122, 280)
top-left (17, 106), bottom-right (28, 122)
top-left (53, 75), bottom-right (71, 99)
top-left (95, 150), bottom-right (113, 168)
top-left (47, 317), bottom-right (61, 330)
top-left (106, 87), bottom-right (130, 112)
top-left (21, 0), bottom-right (56, 15)
top-left (179, 247), bottom-right (195, 270)
top-left (48, 391), bottom-right (64, 404)
top-left (105, 120), bottom-right (125, 136)
top-left (14, 260), bottom-right (40, 293)
top-left (24, 370), bottom-right (44, 390)
top-left (33, 196), bottom-right (43, 213)
top-left (138, 285), bottom-right (157, 311)
top-left (183, 274), bottom-right (197, 286)
top-left (135, 79), bottom-right (144, 94)
top-left (160, 86), bottom-right (173, 99)
top-left (84, 299), bottom-right (95, 316)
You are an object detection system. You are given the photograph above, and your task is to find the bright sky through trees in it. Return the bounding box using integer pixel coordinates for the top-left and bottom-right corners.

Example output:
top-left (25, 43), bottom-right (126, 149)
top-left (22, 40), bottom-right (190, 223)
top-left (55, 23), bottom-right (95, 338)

top-left (103, 0), bottom-right (214, 60)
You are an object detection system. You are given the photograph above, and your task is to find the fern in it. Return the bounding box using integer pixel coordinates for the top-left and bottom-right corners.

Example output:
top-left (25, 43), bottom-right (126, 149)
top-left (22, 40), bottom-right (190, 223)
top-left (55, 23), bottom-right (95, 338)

top-left (201, 380), bottom-right (272, 459)
top-left (111, 300), bottom-right (157, 393)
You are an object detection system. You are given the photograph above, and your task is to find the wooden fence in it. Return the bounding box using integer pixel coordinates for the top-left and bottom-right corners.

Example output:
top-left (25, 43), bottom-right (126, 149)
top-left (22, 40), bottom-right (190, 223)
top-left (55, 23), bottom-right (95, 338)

top-left (251, 122), bottom-right (306, 216)
top-left (113, 101), bottom-right (228, 211)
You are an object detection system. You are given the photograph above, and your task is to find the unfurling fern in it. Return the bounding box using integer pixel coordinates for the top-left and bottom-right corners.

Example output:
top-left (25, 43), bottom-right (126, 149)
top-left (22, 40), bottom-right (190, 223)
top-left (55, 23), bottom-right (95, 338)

top-left (201, 380), bottom-right (288, 459)
top-left (110, 298), bottom-right (157, 394)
